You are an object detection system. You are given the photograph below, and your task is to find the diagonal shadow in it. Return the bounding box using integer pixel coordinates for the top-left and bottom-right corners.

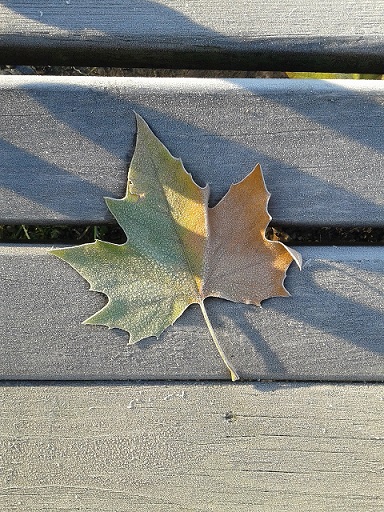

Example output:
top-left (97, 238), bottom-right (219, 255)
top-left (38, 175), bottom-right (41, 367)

top-left (205, 300), bottom-right (288, 377)
top-left (237, 256), bottom-right (384, 374)
top-left (3, 78), bottom-right (382, 227)
top-left (270, 258), bottom-right (384, 355)
top-left (2, 0), bottom-right (384, 71)
top-left (2, 2), bottom-right (382, 225)
top-left (0, 138), bottom-right (115, 222)
top-left (1, 81), bottom-right (383, 372)
top-left (194, 255), bottom-right (384, 379)
top-left (226, 78), bottom-right (384, 154)
top-left (0, 3), bottom-right (383, 374)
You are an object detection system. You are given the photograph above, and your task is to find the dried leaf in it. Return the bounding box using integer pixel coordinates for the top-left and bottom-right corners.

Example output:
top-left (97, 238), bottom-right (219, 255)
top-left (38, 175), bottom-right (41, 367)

top-left (204, 165), bottom-right (301, 304)
top-left (51, 114), bottom-right (301, 380)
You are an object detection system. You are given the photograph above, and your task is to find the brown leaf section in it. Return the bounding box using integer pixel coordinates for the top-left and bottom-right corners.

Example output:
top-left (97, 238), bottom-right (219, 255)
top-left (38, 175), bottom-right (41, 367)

top-left (203, 164), bottom-right (297, 305)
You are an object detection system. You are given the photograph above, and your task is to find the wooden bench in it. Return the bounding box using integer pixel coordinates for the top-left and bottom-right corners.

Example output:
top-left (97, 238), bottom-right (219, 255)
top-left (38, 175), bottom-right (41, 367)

top-left (1, 1), bottom-right (383, 510)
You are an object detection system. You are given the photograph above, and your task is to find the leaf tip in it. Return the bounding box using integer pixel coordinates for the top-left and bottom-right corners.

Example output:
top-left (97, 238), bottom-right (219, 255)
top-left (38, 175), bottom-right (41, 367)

top-left (285, 246), bottom-right (303, 270)
top-left (134, 111), bottom-right (151, 134)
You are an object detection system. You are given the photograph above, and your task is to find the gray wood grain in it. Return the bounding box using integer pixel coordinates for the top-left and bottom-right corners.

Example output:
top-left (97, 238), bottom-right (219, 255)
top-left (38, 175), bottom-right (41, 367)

top-left (0, 245), bottom-right (383, 380)
top-left (1, 77), bottom-right (383, 227)
top-left (0, 382), bottom-right (382, 511)
top-left (0, 0), bottom-right (383, 71)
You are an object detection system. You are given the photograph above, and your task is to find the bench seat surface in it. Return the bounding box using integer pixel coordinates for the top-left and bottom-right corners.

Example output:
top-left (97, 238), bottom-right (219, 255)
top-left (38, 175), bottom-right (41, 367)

top-left (0, 0), bottom-right (383, 71)
top-left (0, 60), bottom-right (383, 512)
top-left (1, 245), bottom-right (383, 381)
top-left (1, 77), bottom-right (383, 227)
top-left (0, 382), bottom-right (382, 512)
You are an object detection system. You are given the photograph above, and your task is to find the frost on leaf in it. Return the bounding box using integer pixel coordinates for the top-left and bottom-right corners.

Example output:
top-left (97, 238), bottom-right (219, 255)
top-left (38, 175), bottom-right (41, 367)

top-left (51, 114), bottom-right (301, 381)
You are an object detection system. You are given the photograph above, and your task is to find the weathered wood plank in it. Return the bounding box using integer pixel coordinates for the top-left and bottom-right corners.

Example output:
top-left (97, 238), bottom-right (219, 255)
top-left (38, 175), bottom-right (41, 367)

top-left (1, 77), bottom-right (383, 227)
top-left (0, 245), bottom-right (383, 380)
top-left (0, 0), bottom-right (383, 71)
top-left (0, 382), bottom-right (382, 511)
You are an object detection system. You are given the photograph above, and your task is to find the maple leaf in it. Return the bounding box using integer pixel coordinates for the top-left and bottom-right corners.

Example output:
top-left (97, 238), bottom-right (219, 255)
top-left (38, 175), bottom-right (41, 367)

top-left (51, 114), bottom-right (301, 381)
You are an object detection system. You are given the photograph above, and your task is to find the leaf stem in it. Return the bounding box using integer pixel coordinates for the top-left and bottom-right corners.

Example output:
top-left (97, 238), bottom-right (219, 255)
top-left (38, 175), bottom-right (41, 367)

top-left (199, 301), bottom-right (240, 382)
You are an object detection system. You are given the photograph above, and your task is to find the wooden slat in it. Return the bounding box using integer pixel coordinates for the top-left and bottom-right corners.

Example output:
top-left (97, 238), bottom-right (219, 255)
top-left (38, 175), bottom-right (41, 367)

top-left (0, 0), bottom-right (383, 72)
top-left (1, 245), bottom-right (383, 381)
top-left (0, 382), bottom-right (382, 511)
top-left (1, 77), bottom-right (383, 227)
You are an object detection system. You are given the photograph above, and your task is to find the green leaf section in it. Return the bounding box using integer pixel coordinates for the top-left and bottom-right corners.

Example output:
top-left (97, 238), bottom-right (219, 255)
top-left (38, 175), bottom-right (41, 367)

top-left (51, 115), bottom-right (209, 343)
